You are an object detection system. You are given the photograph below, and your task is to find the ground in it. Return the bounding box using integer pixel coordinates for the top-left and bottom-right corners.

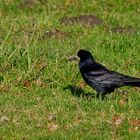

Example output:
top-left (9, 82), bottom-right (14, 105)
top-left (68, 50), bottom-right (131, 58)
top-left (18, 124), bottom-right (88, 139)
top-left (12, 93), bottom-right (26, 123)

top-left (0, 0), bottom-right (140, 139)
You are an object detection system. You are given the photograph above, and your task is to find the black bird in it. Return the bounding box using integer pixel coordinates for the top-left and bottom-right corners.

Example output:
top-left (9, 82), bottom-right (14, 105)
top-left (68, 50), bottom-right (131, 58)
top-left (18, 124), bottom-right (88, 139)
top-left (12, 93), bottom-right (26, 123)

top-left (77, 49), bottom-right (140, 97)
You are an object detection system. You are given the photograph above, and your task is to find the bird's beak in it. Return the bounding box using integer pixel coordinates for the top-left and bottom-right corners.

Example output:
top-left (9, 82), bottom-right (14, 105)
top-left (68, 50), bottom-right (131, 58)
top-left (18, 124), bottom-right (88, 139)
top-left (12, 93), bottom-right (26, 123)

top-left (67, 55), bottom-right (79, 61)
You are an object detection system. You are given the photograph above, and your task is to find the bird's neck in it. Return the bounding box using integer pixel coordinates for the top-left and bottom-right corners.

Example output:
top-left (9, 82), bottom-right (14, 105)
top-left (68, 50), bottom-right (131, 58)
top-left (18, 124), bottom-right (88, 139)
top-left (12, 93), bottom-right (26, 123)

top-left (80, 58), bottom-right (95, 72)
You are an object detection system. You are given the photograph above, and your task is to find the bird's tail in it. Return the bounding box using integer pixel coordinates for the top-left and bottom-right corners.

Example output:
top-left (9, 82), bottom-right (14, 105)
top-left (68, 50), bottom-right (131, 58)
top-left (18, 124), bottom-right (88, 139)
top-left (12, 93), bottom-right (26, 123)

top-left (124, 79), bottom-right (140, 87)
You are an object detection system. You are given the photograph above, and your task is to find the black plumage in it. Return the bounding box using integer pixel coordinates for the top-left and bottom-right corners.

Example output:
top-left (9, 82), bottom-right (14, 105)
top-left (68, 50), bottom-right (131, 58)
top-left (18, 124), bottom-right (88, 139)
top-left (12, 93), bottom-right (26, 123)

top-left (77, 49), bottom-right (140, 97)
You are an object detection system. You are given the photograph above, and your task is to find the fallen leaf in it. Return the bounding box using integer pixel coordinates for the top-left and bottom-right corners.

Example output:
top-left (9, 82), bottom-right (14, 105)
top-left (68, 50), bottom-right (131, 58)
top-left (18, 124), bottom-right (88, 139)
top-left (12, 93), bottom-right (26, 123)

top-left (0, 116), bottom-right (10, 122)
top-left (129, 119), bottom-right (140, 126)
top-left (112, 115), bottom-right (125, 126)
top-left (0, 85), bottom-right (10, 92)
top-left (48, 122), bottom-right (59, 132)
top-left (34, 78), bottom-right (46, 87)
top-left (23, 80), bottom-right (31, 88)
top-left (129, 127), bottom-right (138, 132)
top-left (43, 29), bottom-right (69, 39)
top-left (48, 114), bottom-right (56, 121)
top-left (128, 116), bottom-right (140, 132)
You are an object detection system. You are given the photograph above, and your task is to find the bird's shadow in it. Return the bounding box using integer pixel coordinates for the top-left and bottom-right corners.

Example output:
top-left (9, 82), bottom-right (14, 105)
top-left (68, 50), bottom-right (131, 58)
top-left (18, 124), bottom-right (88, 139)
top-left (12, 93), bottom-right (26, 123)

top-left (63, 85), bottom-right (96, 100)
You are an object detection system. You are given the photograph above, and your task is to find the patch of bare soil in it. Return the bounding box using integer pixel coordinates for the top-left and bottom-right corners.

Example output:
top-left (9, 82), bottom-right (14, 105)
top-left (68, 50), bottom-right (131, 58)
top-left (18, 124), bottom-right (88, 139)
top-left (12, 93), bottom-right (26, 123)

top-left (18, 0), bottom-right (39, 9)
top-left (60, 15), bottom-right (103, 26)
top-left (111, 26), bottom-right (139, 34)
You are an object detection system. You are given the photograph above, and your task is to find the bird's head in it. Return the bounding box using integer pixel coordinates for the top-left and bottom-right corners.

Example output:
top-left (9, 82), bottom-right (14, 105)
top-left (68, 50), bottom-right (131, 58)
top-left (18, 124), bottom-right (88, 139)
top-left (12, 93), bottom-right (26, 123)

top-left (77, 49), bottom-right (94, 61)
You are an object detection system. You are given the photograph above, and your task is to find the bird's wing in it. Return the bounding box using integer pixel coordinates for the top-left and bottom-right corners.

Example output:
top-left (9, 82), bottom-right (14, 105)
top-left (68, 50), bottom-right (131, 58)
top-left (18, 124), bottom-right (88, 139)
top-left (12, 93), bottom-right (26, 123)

top-left (85, 71), bottom-right (127, 86)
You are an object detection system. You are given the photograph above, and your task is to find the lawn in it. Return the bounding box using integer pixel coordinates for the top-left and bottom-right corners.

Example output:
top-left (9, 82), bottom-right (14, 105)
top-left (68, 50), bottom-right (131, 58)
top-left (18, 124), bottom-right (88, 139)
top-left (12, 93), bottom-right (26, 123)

top-left (0, 0), bottom-right (140, 139)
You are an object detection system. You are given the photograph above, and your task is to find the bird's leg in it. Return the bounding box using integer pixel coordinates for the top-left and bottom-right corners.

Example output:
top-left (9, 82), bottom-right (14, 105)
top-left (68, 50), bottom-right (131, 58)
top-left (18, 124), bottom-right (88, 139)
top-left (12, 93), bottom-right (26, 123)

top-left (98, 91), bottom-right (108, 100)
top-left (96, 92), bottom-right (100, 98)
top-left (96, 92), bottom-right (108, 100)
top-left (96, 92), bottom-right (104, 100)
top-left (101, 94), bottom-right (106, 100)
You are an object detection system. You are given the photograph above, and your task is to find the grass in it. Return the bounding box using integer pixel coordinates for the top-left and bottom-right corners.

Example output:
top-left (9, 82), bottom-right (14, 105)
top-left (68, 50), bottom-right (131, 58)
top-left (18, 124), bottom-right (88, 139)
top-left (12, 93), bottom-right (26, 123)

top-left (0, 0), bottom-right (140, 139)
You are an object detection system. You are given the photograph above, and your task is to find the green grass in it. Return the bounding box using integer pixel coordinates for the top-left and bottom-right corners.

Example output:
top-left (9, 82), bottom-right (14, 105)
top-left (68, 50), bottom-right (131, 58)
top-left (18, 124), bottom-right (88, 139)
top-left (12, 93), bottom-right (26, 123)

top-left (0, 0), bottom-right (140, 139)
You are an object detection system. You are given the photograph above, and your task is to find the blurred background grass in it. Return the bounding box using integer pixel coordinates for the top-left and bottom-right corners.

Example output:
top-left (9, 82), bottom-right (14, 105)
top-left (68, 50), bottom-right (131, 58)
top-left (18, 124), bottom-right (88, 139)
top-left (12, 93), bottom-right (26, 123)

top-left (0, 0), bottom-right (140, 139)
